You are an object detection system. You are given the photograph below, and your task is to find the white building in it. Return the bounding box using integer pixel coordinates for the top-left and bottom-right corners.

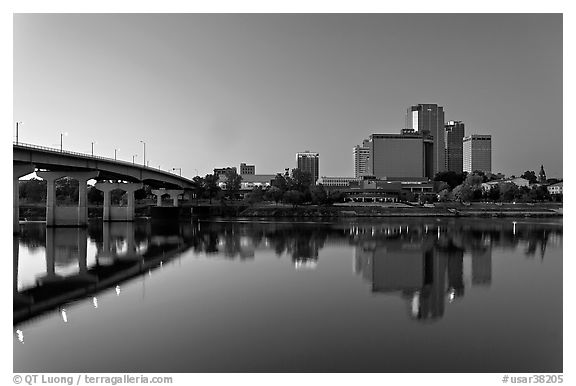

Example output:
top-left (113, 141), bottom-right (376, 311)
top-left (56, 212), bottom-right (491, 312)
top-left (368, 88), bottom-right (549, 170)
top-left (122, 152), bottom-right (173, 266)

top-left (463, 134), bottom-right (492, 174)
top-left (547, 182), bottom-right (563, 195)
top-left (353, 139), bottom-right (370, 178)
top-left (317, 176), bottom-right (360, 187)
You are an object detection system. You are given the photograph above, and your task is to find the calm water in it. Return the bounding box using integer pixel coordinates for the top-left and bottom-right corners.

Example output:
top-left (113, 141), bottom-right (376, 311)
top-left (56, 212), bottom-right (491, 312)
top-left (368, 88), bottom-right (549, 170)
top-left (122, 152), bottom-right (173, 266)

top-left (13, 218), bottom-right (562, 372)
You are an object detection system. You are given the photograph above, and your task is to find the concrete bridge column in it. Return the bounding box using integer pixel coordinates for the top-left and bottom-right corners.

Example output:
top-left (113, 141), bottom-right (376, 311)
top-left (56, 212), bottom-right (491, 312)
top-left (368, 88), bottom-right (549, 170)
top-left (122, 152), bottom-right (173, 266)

top-left (167, 190), bottom-right (184, 207)
top-left (37, 171), bottom-right (98, 227)
top-left (152, 189), bottom-right (166, 206)
top-left (13, 164), bottom-right (35, 233)
top-left (94, 182), bottom-right (143, 221)
top-left (37, 171), bottom-right (68, 227)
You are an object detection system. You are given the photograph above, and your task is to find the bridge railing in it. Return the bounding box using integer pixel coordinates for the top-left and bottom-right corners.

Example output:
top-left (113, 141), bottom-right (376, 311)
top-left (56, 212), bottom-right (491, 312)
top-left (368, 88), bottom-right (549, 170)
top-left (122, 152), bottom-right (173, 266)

top-left (13, 141), bottom-right (190, 182)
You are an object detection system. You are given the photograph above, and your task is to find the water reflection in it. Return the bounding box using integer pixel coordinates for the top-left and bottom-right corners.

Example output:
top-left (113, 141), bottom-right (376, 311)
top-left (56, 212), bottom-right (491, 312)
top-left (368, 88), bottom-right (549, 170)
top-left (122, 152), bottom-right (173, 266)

top-left (14, 218), bottom-right (561, 326)
top-left (14, 220), bottom-right (196, 324)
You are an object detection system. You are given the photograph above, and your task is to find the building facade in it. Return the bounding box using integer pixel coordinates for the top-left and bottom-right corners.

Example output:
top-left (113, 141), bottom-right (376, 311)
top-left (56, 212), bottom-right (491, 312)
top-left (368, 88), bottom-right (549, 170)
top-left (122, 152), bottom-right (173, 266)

top-left (317, 176), bottom-right (361, 187)
top-left (296, 151), bottom-right (320, 184)
top-left (463, 134), bottom-right (492, 174)
top-left (353, 139), bottom-right (371, 178)
top-left (213, 167), bottom-right (237, 177)
top-left (444, 120), bottom-right (465, 173)
top-left (240, 163), bottom-right (255, 175)
top-left (368, 133), bottom-right (433, 179)
top-left (406, 104), bottom-right (446, 175)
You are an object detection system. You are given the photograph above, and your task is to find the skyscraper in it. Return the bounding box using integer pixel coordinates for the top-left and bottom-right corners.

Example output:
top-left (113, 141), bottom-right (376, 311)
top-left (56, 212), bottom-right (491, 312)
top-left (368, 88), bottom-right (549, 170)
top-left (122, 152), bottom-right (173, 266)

top-left (368, 133), bottom-right (433, 179)
top-left (296, 151), bottom-right (319, 184)
top-left (463, 134), bottom-right (492, 173)
top-left (406, 104), bottom-right (446, 175)
top-left (444, 120), bottom-right (465, 173)
top-left (353, 139), bottom-right (370, 177)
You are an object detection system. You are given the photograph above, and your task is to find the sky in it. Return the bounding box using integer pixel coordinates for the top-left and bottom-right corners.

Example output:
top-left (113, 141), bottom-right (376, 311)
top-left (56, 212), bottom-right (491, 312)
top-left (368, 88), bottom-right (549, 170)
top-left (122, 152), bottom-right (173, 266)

top-left (13, 13), bottom-right (563, 179)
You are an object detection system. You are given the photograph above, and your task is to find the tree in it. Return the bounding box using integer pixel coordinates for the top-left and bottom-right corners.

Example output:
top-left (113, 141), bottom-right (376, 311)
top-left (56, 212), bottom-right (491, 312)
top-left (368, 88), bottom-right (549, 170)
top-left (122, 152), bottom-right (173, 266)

top-left (87, 186), bottom-right (104, 205)
top-left (310, 185), bottom-right (328, 205)
top-left (500, 183), bottom-right (519, 202)
top-left (19, 178), bottom-right (47, 203)
top-left (486, 185), bottom-right (501, 201)
top-left (271, 174), bottom-right (288, 192)
top-left (203, 174), bottom-right (220, 204)
top-left (283, 190), bottom-right (304, 208)
top-left (244, 186), bottom-right (265, 206)
top-left (291, 169), bottom-right (313, 192)
top-left (452, 183), bottom-right (473, 202)
top-left (265, 186), bottom-right (283, 204)
top-left (529, 185), bottom-right (551, 202)
top-left (134, 187), bottom-right (147, 201)
top-left (192, 176), bottom-right (205, 204)
top-left (437, 188), bottom-right (452, 202)
top-left (56, 177), bottom-right (79, 204)
top-left (223, 169), bottom-right (242, 199)
top-left (521, 171), bottom-right (538, 184)
top-left (433, 171), bottom-right (466, 190)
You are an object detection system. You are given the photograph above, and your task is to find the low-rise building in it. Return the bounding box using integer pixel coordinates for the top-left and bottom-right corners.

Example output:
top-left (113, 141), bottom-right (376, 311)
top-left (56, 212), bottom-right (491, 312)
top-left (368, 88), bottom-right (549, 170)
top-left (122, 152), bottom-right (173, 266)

top-left (547, 182), bottom-right (563, 195)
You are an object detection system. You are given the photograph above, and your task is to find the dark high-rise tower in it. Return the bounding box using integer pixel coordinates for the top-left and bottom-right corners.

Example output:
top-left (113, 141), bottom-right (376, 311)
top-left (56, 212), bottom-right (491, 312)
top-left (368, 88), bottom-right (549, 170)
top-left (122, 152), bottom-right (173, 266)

top-left (444, 120), bottom-right (465, 173)
top-left (296, 151), bottom-right (319, 185)
top-left (406, 104), bottom-right (446, 176)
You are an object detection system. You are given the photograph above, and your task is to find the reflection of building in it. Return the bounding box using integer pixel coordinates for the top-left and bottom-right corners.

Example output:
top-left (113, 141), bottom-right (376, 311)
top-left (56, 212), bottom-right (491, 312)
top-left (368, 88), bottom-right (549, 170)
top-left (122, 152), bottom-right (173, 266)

top-left (446, 250), bottom-right (465, 298)
top-left (296, 151), bottom-right (320, 184)
top-left (471, 249), bottom-right (492, 286)
top-left (353, 139), bottom-right (371, 177)
top-left (354, 237), bottom-right (450, 322)
top-left (463, 134), bottom-right (492, 173)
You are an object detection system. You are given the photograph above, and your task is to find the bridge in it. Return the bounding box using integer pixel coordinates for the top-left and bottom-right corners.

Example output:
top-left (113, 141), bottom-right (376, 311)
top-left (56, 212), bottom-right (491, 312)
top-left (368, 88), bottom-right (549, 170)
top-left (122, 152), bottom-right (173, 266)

top-left (13, 142), bottom-right (196, 229)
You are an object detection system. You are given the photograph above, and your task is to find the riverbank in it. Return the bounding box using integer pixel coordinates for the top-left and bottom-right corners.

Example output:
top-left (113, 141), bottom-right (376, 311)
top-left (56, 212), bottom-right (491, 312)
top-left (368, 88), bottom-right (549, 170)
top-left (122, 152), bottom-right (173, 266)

top-left (18, 201), bottom-right (562, 221)
top-left (239, 202), bottom-right (562, 218)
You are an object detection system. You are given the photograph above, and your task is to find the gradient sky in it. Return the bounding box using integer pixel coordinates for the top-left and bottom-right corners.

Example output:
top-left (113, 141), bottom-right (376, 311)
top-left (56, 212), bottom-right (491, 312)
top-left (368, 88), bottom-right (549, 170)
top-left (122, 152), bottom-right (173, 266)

top-left (13, 13), bottom-right (563, 179)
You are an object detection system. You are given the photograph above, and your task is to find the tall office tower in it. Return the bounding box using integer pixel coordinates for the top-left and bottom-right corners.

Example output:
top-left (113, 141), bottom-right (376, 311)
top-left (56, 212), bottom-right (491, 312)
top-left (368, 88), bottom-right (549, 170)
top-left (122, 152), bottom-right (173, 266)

top-left (353, 139), bottom-right (370, 177)
top-left (406, 104), bottom-right (446, 175)
top-left (463, 134), bottom-right (492, 174)
top-left (368, 133), bottom-right (434, 179)
top-left (239, 163), bottom-right (255, 175)
top-left (296, 151), bottom-right (320, 184)
top-left (444, 120), bottom-right (465, 173)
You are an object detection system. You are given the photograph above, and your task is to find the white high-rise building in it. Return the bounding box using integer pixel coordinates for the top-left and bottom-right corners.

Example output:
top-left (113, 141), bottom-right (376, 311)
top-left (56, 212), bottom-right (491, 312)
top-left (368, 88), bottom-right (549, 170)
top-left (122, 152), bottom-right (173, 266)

top-left (463, 134), bottom-right (492, 173)
top-left (353, 139), bottom-right (370, 177)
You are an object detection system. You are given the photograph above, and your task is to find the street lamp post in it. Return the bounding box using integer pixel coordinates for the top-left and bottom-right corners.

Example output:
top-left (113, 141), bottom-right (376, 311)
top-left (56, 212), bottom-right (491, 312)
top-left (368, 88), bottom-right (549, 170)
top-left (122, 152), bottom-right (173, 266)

top-left (60, 132), bottom-right (68, 152)
top-left (91, 141), bottom-right (97, 156)
top-left (172, 168), bottom-right (182, 176)
top-left (15, 122), bottom-right (21, 144)
top-left (114, 148), bottom-right (119, 160)
top-left (139, 140), bottom-right (146, 167)
top-left (132, 154), bottom-right (137, 164)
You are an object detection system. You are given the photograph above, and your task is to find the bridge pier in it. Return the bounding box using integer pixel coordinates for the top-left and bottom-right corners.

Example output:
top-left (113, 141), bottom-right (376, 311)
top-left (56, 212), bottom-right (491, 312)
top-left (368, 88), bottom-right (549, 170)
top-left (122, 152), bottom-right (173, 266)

top-left (37, 171), bottom-right (99, 227)
top-left (152, 189), bottom-right (184, 207)
top-left (14, 164), bottom-right (35, 233)
top-left (94, 182), bottom-right (143, 221)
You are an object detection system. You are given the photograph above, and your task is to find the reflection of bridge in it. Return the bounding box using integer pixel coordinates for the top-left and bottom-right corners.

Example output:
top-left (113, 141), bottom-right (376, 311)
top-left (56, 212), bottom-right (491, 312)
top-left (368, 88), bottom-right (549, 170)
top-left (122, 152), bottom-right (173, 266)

top-left (14, 142), bottom-right (195, 229)
top-left (13, 221), bottom-right (195, 325)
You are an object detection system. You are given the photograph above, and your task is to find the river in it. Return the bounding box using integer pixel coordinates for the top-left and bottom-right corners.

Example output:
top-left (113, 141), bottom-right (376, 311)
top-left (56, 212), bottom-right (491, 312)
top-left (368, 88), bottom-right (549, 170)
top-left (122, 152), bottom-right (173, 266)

top-left (13, 217), bottom-right (562, 372)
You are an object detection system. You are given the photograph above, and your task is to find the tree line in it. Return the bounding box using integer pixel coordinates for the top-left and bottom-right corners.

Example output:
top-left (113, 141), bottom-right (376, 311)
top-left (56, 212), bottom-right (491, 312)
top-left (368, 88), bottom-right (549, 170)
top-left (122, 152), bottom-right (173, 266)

top-left (433, 170), bottom-right (562, 203)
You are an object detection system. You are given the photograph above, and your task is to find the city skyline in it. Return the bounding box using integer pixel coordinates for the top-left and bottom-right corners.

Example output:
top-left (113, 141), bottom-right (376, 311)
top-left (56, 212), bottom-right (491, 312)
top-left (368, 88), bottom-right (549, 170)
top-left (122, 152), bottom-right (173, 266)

top-left (13, 14), bottom-right (562, 179)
